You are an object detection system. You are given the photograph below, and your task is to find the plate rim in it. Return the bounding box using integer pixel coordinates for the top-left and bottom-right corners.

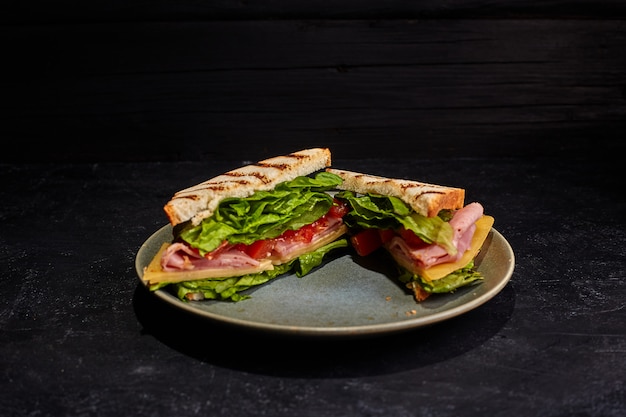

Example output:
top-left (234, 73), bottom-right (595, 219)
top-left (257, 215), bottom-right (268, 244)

top-left (135, 224), bottom-right (515, 337)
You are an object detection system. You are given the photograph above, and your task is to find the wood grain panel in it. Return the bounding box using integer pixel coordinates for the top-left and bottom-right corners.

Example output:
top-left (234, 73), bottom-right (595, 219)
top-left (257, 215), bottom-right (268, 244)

top-left (3, 1), bottom-right (626, 23)
top-left (2, 19), bottom-right (624, 162)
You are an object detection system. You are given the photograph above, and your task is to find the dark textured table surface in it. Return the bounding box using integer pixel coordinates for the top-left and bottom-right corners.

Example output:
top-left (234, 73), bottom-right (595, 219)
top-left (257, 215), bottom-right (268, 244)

top-left (1, 155), bottom-right (624, 417)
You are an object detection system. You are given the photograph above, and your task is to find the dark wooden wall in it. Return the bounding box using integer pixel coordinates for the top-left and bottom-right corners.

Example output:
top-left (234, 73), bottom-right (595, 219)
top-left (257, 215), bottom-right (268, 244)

top-left (2, 1), bottom-right (625, 162)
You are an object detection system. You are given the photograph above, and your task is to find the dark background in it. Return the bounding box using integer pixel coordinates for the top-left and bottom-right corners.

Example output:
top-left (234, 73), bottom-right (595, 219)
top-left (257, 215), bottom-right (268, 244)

top-left (1, 2), bottom-right (625, 417)
top-left (2, 1), bottom-right (625, 163)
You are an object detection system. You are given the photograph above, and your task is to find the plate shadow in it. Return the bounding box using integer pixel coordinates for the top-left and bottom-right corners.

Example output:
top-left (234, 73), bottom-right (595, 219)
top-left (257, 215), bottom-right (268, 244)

top-left (133, 281), bottom-right (515, 378)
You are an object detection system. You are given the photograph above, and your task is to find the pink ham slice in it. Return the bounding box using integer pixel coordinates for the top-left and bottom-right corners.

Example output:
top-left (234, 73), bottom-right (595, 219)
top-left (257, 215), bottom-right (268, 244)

top-left (160, 215), bottom-right (345, 272)
top-left (161, 242), bottom-right (261, 272)
top-left (385, 202), bottom-right (484, 269)
top-left (270, 216), bottom-right (344, 262)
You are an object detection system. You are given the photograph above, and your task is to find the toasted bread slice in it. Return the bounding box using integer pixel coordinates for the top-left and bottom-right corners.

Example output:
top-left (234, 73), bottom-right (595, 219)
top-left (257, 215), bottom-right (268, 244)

top-left (164, 148), bottom-right (332, 226)
top-left (326, 168), bottom-right (464, 218)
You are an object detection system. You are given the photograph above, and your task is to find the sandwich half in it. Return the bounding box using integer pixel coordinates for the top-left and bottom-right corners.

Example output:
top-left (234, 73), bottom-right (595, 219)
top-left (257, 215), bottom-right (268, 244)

top-left (326, 168), bottom-right (494, 302)
top-left (142, 148), bottom-right (349, 301)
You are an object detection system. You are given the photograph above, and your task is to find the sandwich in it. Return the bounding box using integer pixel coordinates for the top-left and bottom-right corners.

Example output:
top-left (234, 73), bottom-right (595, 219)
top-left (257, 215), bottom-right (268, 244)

top-left (142, 148), bottom-right (349, 302)
top-left (326, 168), bottom-right (494, 302)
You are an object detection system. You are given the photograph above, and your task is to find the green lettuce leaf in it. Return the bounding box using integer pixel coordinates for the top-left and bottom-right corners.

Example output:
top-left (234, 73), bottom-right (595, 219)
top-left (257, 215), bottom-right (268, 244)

top-left (178, 172), bottom-right (343, 255)
top-left (335, 190), bottom-right (456, 254)
top-left (174, 262), bottom-right (294, 302)
top-left (295, 238), bottom-right (348, 276)
top-left (397, 260), bottom-right (484, 295)
top-left (171, 238), bottom-right (348, 302)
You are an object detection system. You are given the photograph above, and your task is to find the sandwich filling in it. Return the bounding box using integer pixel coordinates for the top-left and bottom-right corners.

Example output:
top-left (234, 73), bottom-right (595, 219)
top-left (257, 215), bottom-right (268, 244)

top-left (143, 153), bottom-right (494, 303)
top-left (333, 191), bottom-right (492, 301)
top-left (385, 202), bottom-right (484, 270)
top-left (142, 171), bottom-right (349, 301)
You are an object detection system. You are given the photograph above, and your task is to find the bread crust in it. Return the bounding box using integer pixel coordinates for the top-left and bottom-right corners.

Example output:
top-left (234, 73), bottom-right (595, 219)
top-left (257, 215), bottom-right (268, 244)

top-left (164, 148), bottom-right (332, 226)
top-left (326, 168), bottom-right (464, 217)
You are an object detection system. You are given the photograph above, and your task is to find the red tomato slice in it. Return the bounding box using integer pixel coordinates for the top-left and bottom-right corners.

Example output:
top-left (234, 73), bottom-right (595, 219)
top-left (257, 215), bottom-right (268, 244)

top-left (398, 227), bottom-right (428, 248)
top-left (235, 205), bottom-right (345, 259)
top-left (378, 228), bottom-right (395, 244)
top-left (350, 228), bottom-right (383, 257)
top-left (281, 223), bottom-right (316, 243)
top-left (328, 198), bottom-right (349, 218)
top-left (297, 224), bottom-right (317, 242)
top-left (245, 239), bottom-right (275, 259)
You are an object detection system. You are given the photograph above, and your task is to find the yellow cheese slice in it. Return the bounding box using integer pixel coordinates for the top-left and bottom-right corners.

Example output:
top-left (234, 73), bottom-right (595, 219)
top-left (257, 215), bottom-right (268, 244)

top-left (141, 225), bottom-right (348, 286)
top-left (142, 243), bottom-right (275, 285)
top-left (410, 215), bottom-right (494, 281)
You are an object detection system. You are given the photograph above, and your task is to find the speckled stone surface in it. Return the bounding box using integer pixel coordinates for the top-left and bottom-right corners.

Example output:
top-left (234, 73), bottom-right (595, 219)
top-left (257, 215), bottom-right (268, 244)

top-left (1, 156), bottom-right (624, 417)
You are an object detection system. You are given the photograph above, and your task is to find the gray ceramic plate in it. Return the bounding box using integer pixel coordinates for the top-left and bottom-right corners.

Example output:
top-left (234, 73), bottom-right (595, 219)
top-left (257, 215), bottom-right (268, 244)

top-left (135, 225), bottom-right (514, 337)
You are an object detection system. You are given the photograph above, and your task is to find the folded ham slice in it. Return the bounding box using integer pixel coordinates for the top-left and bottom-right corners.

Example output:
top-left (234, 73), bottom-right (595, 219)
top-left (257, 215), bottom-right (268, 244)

top-left (161, 242), bottom-right (262, 272)
top-left (160, 215), bottom-right (346, 272)
top-left (385, 202), bottom-right (484, 270)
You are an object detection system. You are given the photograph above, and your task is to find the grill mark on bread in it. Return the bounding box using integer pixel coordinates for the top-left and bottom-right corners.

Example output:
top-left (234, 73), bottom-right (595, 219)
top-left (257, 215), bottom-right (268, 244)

top-left (224, 169), bottom-right (272, 184)
top-left (173, 169), bottom-right (273, 198)
top-left (173, 194), bottom-right (201, 201)
top-left (400, 184), bottom-right (445, 192)
top-left (164, 148), bottom-right (332, 226)
top-left (325, 168), bottom-right (464, 218)
top-left (203, 180), bottom-right (254, 192)
top-left (173, 179), bottom-right (257, 197)
top-left (258, 162), bottom-right (289, 171)
top-left (357, 177), bottom-right (447, 198)
top-left (259, 152), bottom-right (310, 170)
top-left (260, 163), bottom-right (290, 169)
top-left (400, 184), bottom-right (447, 200)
